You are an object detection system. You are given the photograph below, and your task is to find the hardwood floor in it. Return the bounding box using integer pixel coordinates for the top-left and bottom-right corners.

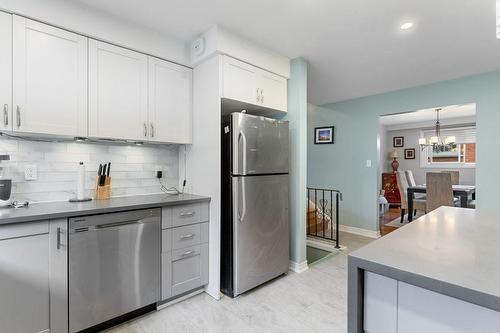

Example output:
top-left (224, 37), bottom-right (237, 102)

top-left (379, 206), bottom-right (400, 236)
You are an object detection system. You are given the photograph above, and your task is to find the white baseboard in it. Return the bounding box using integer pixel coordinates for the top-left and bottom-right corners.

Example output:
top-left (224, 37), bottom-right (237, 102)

top-left (157, 288), bottom-right (205, 310)
top-left (340, 224), bottom-right (381, 239)
top-left (289, 260), bottom-right (309, 273)
top-left (307, 237), bottom-right (346, 252)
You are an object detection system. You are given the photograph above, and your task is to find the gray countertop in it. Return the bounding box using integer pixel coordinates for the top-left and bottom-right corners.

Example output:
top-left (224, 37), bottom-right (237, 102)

top-left (0, 193), bottom-right (210, 225)
top-left (348, 207), bottom-right (500, 316)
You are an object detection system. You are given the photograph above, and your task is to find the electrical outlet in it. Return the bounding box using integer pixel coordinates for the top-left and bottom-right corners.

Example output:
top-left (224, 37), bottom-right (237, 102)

top-left (24, 164), bottom-right (38, 180)
top-left (366, 160), bottom-right (372, 168)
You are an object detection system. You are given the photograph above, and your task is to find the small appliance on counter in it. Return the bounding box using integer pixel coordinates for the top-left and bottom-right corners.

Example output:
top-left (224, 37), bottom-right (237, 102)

top-left (0, 155), bottom-right (12, 207)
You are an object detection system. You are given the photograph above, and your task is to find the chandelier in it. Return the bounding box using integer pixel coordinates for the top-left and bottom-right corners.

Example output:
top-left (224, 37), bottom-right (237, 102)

top-left (418, 108), bottom-right (456, 151)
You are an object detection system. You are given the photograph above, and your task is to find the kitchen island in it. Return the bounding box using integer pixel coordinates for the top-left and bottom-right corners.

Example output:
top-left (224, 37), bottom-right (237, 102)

top-left (348, 206), bottom-right (500, 333)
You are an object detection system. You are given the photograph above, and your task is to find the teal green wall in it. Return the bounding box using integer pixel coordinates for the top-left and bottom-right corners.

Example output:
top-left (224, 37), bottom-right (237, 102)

top-left (286, 58), bottom-right (308, 264)
top-left (309, 70), bottom-right (500, 231)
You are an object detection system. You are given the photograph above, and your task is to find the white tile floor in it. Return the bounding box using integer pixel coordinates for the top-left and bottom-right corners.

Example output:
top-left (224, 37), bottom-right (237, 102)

top-left (106, 232), bottom-right (372, 333)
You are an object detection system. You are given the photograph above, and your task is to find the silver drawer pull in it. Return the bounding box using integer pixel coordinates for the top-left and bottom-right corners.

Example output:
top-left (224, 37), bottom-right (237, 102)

top-left (180, 211), bottom-right (195, 217)
top-left (180, 233), bottom-right (195, 240)
top-left (3, 104), bottom-right (8, 126)
top-left (181, 250), bottom-right (197, 257)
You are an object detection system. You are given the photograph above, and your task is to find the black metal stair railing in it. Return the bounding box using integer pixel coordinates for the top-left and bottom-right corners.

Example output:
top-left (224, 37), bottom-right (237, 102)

top-left (307, 187), bottom-right (342, 248)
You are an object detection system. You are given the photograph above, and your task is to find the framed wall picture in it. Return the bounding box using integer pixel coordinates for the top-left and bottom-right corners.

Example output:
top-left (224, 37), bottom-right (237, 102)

top-left (393, 136), bottom-right (404, 147)
top-left (314, 126), bottom-right (334, 144)
top-left (404, 148), bottom-right (416, 160)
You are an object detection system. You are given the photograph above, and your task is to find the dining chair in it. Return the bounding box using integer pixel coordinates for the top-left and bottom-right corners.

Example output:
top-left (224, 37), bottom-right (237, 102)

top-left (441, 170), bottom-right (460, 185)
top-left (426, 172), bottom-right (455, 212)
top-left (405, 170), bottom-right (417, 187)
top-left (397, 171), bottom-right (426, 223)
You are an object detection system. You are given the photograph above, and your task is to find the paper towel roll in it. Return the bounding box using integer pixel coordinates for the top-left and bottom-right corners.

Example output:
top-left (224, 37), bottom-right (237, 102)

top-left (77, 162), bottom-right (85, 200)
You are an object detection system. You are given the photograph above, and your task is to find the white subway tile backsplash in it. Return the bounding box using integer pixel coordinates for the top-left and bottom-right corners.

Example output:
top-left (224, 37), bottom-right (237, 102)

top-left (0, 137), bottom-right (179, 203)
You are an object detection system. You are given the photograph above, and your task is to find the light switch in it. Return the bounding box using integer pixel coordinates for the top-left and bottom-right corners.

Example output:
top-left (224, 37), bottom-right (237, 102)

top-left (366, 160), bottom-right (372, 168)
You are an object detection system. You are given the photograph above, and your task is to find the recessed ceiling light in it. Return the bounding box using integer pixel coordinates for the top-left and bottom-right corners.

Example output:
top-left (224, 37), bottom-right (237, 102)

top-left (400, 22), bottom-right (414, 30)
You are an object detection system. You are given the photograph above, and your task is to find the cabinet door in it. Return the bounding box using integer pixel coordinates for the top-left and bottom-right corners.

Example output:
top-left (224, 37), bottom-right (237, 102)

top-left (12, 16), bottom-right (87, 136)
top-left (49, 219), bottom-right (68, 333)
top-left (171, 243), bottom-right (208, 297)
top-left (148, 57), bottom-right (192, 143)
top-left (89, 40), bottom-right (148, 141)
top-left (398, 282), bottom-right (500, 333)
top-left (364, 272), bottom-right (398, 333)
top-left (259, 70), bottom-right (287, 112)
top-left (222, 56), bottom-right (260, 105)
top-left (0, 12), bottom-right (12, 131)
top-left (0, 227), bottom-right (50, 333)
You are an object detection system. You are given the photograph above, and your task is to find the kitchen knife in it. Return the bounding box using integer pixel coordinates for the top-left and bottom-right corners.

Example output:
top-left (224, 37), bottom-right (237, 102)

top-left (100, 164), bottom-right (107, 186)
top-left (107, 162), bottom-right (111, 177)
top-left (98, 164), bottom-right (103, 177)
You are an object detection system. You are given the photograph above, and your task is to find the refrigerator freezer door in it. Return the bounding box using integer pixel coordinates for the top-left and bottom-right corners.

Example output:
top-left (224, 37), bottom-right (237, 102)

top-left (232, 174), bottom-right (289, 296)
top-left (232, 113), bottom-right (289, 175)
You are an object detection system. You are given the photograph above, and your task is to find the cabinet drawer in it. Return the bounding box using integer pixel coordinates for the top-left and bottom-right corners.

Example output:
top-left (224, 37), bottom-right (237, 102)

top-left (0, 221), bottom-right (49, 240)
top-left (171, 243), bottom-right (208, 297)
top-left (172, 203), bottom-right (209, 228)
top-left (171, 223), bottom-right (203, 250)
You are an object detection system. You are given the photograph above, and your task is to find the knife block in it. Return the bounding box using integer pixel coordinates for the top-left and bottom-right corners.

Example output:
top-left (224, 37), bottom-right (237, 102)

top-left (95, 176), bottom-right (111, 200)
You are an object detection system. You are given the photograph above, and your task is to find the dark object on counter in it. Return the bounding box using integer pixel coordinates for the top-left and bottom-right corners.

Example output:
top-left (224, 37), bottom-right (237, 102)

top-left (10, 200), bottom-right (29, 208)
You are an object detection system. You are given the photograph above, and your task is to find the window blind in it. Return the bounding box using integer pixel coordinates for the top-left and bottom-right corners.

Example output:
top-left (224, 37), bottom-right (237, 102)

top-left (423, 126), bottom-right (476, 144)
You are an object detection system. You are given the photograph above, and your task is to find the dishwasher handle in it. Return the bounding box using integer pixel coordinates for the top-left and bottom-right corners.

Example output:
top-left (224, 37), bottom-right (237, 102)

top-left (95, 220), bottom-right (143, 230)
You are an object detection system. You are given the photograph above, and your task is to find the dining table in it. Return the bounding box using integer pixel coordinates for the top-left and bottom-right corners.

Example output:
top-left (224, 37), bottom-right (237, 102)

top-left (407, 185), bottom-right (476, 222)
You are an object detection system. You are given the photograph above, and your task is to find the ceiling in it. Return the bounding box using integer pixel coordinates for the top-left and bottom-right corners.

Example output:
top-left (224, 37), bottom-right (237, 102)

top-left (380, 104), bottom-right (476, 126)
top-left (73, 0), bottom-right (500, 105)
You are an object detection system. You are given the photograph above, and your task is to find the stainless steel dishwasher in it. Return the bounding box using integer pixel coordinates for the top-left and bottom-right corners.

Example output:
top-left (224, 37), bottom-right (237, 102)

top-left (68, 208), bottom-right (161, 333)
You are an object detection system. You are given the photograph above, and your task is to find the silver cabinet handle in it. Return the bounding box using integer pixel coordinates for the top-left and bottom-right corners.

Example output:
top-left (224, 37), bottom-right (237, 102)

top-left (143, 122), bottom-right (148, 137)
top-left (180, 211), bottom-right (195, 217)
top-left (260, 89), bottom-right (264, 104)
top-left (16, 106), bottom-right (21, 127)
top-left (256, 88), bottom-right (259, 102)
top-left (150, 123), bottom-right (154, 138)
top-left (181, 250), bottom-right (197, 257)
top-left (180, 233), bottom-right (195, 240)
top-left (3, 104), bottom-right (7, 126)
top-left (56, 227), bottom-right (62, 250)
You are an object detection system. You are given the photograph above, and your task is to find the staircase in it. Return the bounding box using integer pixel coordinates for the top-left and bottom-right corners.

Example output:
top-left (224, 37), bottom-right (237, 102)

top-left (307, 187), bottom-right (341, 248)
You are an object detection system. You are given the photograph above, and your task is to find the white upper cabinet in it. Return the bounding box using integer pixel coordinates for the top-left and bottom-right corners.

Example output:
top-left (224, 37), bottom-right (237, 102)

top-left (148, 57), bottom-right (192, 144)
top-left (0, 12), bottom-right (12, 132)
top-left (12, 16), bottom-right (88, 137)
top-left (89, 40), bottom-right (148, 141)
top-left (259, 70), bottom-right (287, 112)
top-left (222, 56), bottom-right (287, 112)
top-left (223, 56), bottom-right (260, 105)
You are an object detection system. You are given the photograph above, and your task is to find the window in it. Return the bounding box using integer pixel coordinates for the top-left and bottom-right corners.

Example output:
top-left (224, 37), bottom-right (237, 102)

top-left (420, 126), bottom-right (476, 168)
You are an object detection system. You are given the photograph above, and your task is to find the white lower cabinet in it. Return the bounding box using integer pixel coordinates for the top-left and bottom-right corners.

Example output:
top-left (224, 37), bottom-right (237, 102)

top-left (398, 282), bottom-right (500, 333)
top-left (161, 203), bottom-right (209, 301)
top-left (364, 272), bottom-right (500, 333)
top-left (0, 222), bottom-right (50, 333)
top-left (363, 271), bottom-right (397, 333)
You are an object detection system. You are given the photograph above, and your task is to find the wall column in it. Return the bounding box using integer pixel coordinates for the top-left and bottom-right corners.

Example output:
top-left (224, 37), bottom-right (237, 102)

top-left (286, 57), bottom-right (308, 272)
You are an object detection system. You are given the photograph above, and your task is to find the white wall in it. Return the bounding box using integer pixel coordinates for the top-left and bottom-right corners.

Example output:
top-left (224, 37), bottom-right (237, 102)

top-left (0, 0), bottom-right (189, 65)
top-left (0, 137), bottom-right (178, 202)
top-left (384, 128), bottom-right (476, 185)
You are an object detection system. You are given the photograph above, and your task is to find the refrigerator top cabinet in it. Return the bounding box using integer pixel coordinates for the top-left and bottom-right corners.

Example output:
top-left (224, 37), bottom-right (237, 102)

top-left (230, 113), bottom-right (289, 176)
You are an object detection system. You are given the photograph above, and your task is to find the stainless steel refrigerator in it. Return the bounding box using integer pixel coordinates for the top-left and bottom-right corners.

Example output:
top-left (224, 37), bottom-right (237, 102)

top-left (221, 112), bottom-right (289, 297)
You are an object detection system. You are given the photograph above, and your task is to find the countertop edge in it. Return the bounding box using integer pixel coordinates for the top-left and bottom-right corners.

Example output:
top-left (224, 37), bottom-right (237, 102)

top-left (0, 196), bottom-right (211, 226)
top-left (348, 255), bottom-right (500, 313)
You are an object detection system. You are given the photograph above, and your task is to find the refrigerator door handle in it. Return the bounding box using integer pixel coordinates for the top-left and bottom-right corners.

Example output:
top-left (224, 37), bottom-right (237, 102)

top-left (238, 130), bottom-right (247, 174)
top-left (239, 177), bottom-right (247, 222)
